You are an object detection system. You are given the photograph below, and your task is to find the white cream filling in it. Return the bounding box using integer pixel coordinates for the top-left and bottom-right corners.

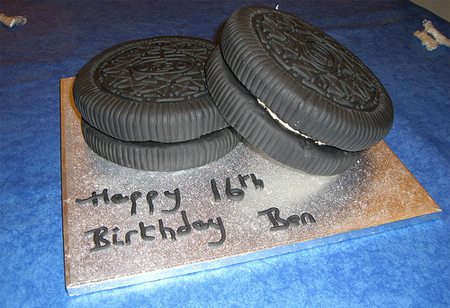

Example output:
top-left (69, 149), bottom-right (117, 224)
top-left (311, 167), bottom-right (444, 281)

top-left (256, 98), bottom-right (326, 145)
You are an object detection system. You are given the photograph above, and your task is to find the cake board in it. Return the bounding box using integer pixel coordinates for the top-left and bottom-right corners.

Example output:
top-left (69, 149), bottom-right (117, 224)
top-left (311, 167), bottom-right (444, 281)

top-left (60, 77), bottom-right (441, 296)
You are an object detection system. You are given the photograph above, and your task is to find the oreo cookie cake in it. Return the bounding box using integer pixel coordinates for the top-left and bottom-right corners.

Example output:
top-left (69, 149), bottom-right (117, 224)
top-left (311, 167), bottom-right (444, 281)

top-left (73, 36), bottom-right (240, 171)
top-left (73, 7), bottom-right (393, 175)
top-left (205, 6), bottom-right (393, 175)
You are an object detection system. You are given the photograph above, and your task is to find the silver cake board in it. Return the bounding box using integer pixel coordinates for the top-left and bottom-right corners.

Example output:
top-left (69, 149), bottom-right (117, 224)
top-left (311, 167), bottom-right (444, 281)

top-left (61, 77), bottom-right (442, 296)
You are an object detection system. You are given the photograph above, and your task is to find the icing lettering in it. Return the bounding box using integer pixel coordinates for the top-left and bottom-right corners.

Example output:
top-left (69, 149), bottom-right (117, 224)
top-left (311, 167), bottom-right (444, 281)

top-left (146, 190), bottom-right (158, 215)
top-left (84, 211), bottom-right (226, 252)
top-left (139, 222), bottom-right (155, 241)
top-left (78, 173), bottom-right (264, 252)
top-left (111, 193), bottom-right (129, 204)
top-left (210, 179), bottom-right (221, 201)
top-left (76, 188), bottom-right (181, 215)
top-left (162, 188), bottom-right (181, 213)
top-left (84, 227), bottom-right (110, 252)
top-left (76, 189), bottom-right (110, 206)
top-left (158, 219), bottom-right (176, 241)
top-left (76, 174), bottom-right (264, 212)
top-left (258, 207), bottom-right (316, 231)
top-left (130, 191), bottom-right (142, 216)
top-left (226, 177), bottom-right (244, 201)
top-left (211, 173), bottom-right (264, 201)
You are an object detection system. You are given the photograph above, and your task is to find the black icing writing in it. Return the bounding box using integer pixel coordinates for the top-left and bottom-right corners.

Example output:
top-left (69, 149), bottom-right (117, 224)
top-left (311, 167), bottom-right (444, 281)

top-left (139, 222), bottom-right (155, 241)
top-left (76, 174), bottom-right (264, 215)
top-left (258, 207), bottom-right (316, 231)
top-left (210, 179), bottom-right (221, 202)
top-left (75, 188), bottom-right (180, 216)
top-left (250, 174), bottom-right (264, 189)
top-left (226, 177), bottom-right (244, 201)
top-left (237, 174), bottom-right (249, 188)
top-left (84, 227), bottom-right (110, 252)
top-left (211, 174), bottom-right (264, 201)
top-left (146, 191), bottom-right (158, 215)
top-left (162, 188), bottom-right (180, 213)
top-left (111, 193), bottom-right (129, 204)
top-left (129, 191), bottom-right (142, 216)
top-left (84, 211), bottom-right (226, 252)
top-left (75, 189), bottom-right (110, 206)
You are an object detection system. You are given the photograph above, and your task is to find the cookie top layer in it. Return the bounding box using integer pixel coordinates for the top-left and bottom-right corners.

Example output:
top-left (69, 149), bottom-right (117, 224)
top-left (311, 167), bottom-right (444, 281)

top-left (74, 36), bottom-right (228, 142)
top-left (253, 11), bottom-right (377, 111)
top-left (97, 38), bottom-right (210, 103)
top-left (220, 6), bottom-right (393, 151)
top-left (205, 45), bottom-right (362, 175)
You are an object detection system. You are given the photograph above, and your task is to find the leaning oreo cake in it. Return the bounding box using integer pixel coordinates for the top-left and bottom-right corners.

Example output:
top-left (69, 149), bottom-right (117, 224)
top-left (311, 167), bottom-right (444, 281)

top-left (72, 7), bottom-right (393, 174)
top-left (62, 6), bottom-right (409, 296)
top-left (205, 6), bottom-right (393, 175)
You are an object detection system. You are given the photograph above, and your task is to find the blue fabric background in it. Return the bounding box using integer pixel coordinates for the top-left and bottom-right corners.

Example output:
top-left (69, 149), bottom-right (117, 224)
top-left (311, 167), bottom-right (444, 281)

top-left (1, 0), bottom-right (449, 307)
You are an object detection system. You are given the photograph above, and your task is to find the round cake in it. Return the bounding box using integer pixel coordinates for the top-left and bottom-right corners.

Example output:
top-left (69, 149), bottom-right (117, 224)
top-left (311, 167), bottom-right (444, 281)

top-left (73, 36), bottom-right (241, 172)
top-left (205, 45), bottom-right (362, 175)
top-left (72, 8), bottom-right (393, 175)
top-left (73, 36), bottom-right (229, 143)
top-left (218, 6), bottom-right (394, 152)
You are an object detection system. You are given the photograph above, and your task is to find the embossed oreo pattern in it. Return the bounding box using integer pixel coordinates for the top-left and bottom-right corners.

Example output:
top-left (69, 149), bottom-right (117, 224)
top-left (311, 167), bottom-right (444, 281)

top-left (73, 36), bottom-right (229, 142)
top-left (253, 12), bottom-right (378, 110)
top-left (220, 6), bottom-right (393, 151)
top-left (97, 40), bottom-right (212, 103)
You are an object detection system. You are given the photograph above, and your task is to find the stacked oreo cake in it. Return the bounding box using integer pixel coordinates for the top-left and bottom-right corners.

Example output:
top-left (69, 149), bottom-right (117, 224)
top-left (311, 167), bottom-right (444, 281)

top-left (73, 6), bottom-right (393, 175)
top-left (73, 36), bottom-right (241, 171)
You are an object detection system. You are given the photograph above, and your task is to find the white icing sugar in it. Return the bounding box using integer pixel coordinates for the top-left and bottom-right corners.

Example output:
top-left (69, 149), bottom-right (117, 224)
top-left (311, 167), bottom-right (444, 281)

top-left (256, 98), bottom-right (326, 145)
